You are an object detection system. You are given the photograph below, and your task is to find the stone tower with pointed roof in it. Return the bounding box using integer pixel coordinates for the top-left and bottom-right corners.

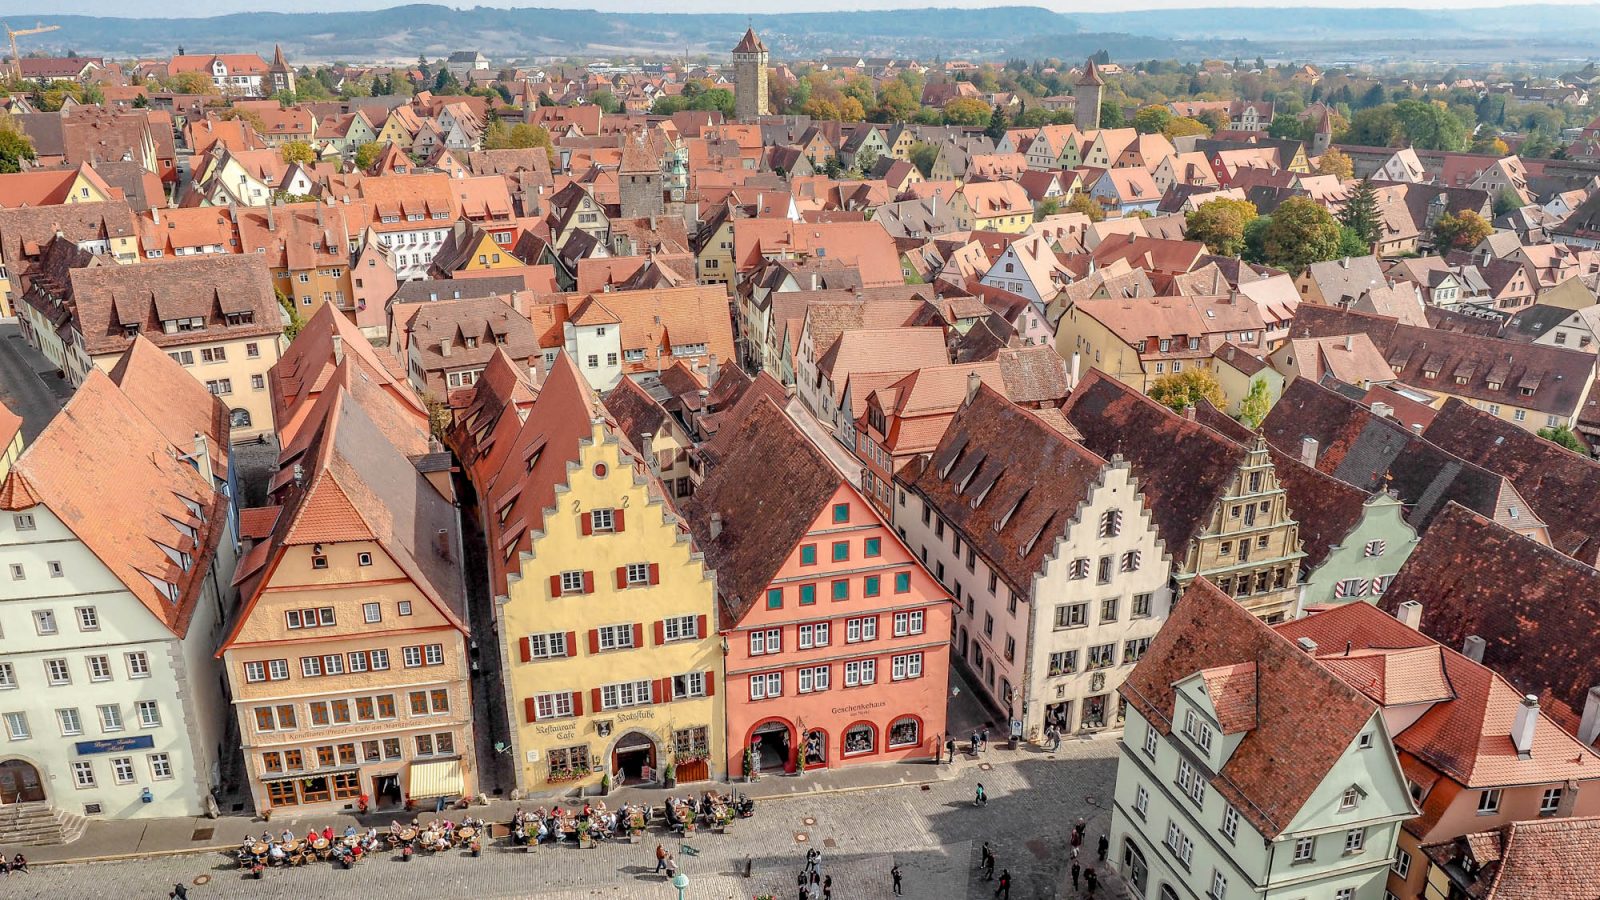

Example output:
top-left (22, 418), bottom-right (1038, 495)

top-left (268, 44), bottom-right (296, 96)
top-left (732, 27), bottom-right (769, 120)
top-left (1074, 58), bottom-right (1104, 129)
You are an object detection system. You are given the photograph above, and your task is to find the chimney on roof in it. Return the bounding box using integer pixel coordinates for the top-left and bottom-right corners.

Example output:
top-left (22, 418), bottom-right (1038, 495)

top-left (1463, 634), bottom-right (1487, 663)
top-left (267, 208), bottom-right (276, 232)
top-left (1340, 257), bottom-right (1349, 269)
top-left (707, 353), bottom-right (719, 388)
top-left (1344, 334), bottom-right (1353, 351)
top-left (1395, 600), bottom-right (1423, 630)
top-left (1295, 637), bottom-right (1317, 654)
top-left (1182, 405), bottom-right (1196, 421)
top-left (151, 207), bottom-right (160, 225)
top-left (966, 369), bottom-right (983, 403)
top-left (435, 528), bottom-right (452, 561)
top-left (440, 340), bottom-right (452, 358)
top-left (332, 334), bottom-right (344, 365)
top-left (1371, 401), bottom-right (1393, 419)
top-left (1512, 693), bottom-right (1539, 758)
top-left (709, 511), bottom-right (723, 540)
top-left (640, 432), bottom-right (658, 473)
top-left (1300, 436), bottom-right (1318, 466)
top-left (1579, 686), bottom-right (1600, 747)
top-left (1069, 351), bottom-right (1081, 389)
top-left (192, 433), bottom-right (212, 483)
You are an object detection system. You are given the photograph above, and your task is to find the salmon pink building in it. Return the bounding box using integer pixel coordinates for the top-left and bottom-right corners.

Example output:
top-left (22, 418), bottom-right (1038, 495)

top-left (685, 393), bottom-right (952, 776)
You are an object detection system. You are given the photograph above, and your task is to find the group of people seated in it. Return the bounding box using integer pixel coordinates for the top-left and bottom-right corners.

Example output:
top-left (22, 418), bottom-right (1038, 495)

top-left (510, 801), bottom-right (644, 846)
top-left (0, 852), bottom-right (28, 875)
top-left (387, 814), bottom-right (486, 851)
top-left (236, 825), bottom-right (383, 868)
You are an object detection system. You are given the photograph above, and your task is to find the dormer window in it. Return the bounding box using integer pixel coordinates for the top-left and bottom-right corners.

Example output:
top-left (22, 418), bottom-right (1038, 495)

top-left (1183, 708), bottom-right (1214, 753)
top-left (1340, 786), bottom-right (1361, 810)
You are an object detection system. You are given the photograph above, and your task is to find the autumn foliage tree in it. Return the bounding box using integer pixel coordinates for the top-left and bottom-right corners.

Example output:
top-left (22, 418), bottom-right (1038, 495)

top-left (942, 98), bottom-right (992, 126)
top-left (1432, 209), bottom-right (1493, 251)
top-left (1316, 147), bottom-right (1354, 179)
top-left (1148, 370), bottom-right (1226, 414)
top-left (1185, 197), bottom-right (1258, 257)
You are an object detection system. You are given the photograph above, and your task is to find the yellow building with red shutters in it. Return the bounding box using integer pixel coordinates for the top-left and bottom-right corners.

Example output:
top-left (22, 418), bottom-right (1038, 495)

top-left (449, 349), bottom-right (724, 791)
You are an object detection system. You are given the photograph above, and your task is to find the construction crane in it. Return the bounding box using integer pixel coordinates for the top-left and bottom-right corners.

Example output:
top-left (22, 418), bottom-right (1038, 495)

top-left (5, 22), bottom-right (60, 80)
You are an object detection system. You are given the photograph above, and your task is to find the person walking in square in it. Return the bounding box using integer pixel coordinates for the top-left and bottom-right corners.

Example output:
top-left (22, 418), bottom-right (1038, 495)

top-left (1085, 866), bottom-right (1099, 896)
top-left (823, 874), bottom-right (832, 900)
top-left (994, 869), bottom-right (1011, 899)
top-left (980, 841), bottom-right (993, 875)
top-left (654, 843), bottom-right (668, 873)
top-left (1071, 860), bottom-right (1081, 889)
top-left (1097, 833), bottom-right (1109, 862)
top-left (891, 862), bottom-right (903, 895)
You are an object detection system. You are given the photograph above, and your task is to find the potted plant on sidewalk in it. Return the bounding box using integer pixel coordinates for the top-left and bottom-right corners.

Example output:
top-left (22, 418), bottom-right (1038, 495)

top-left (662, 758), bottom-right (676, 790)
top-left (743, 747), bottom-right (758, 783)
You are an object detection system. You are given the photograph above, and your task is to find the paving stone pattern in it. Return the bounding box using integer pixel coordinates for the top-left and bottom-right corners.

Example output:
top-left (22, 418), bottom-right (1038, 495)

top-left (5, 742), bottom-right (1118, 900)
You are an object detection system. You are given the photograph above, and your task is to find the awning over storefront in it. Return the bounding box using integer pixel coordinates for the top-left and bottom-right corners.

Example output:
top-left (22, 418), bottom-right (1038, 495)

top-left (408, 759), bottom-right (465, 799)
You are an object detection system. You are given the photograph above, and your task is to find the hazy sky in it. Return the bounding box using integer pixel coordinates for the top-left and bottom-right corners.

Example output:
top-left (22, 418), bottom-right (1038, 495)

top-left (11, 0), bottom-right (1598, 15)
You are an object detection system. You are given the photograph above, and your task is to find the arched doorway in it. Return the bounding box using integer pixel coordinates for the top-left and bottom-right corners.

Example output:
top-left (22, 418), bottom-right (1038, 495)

top-left (1122, 837), bottom-right (1149, 894)
top-left (748, 719), bottom-right (794, 775)
top-left (0, 759), bottom-right (44, 804)
top-left (610, 731), bottom-right (658, 784)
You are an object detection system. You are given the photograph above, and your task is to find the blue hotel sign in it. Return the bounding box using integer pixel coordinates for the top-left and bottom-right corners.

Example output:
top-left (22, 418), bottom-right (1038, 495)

top-left (75, 735), bottom-right (156, 756)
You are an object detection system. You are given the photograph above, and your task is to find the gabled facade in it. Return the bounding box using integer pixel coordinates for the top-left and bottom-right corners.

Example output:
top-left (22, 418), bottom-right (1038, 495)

top-left (1111, 581), bottom-right (1416, 900)
top-left (1063, 372), bottom-right (1306, 621)
top-left (0, 357), bottom-right (235, 823)
top-left (686, 396), bottom-right (950, 776)
top-left (896, 384), bottom-right (1172, 740)
top-left (223, 378), bottom-right (474, 815)
top-left (460, 353), bottom-right (724, 791)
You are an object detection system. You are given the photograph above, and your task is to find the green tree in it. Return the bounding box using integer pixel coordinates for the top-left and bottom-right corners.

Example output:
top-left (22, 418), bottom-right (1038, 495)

top-left (1196, 108), bottom-right (1229, 132)
top-left (1336, 226), bottom-right (1370, 258)
top-left (433, 68), bottom-right (462, 94)
top-left (984, 103), bottom-right (1010, 140)
top-left (1266, 114), bottom-right (1309, 141)
top-left (908, 141), bottom-right (939, 178)
top-left (1432, 209), bottom-right (1493, 251)
top-left (1338, 178), bottom-right (1381, 245)
top-left (353, 142), bottom-right (383, 170)
top-left (1493, 187), bottom-right (1525, 218)
top-left (1538, 424), bottom-right (1587, 453)
top-left (1099, 103), bottom-right (1125, 128)
top-left (276, 289), bottom-right (306, 340)
top-left (166, 71), bottom-right (218, 95)
top-left (1184, 197), bottom-right (1258, 256)
top-left (279, 140), bottom-right (316, 166)
top-left (1242, 214), bottom-right (1272, 264)
top-left (587, 90), bottom-right (621, 113)
top-left (1148, 369), bottom-right (1226, 413)
top-left (943, 98), bottom-right (992, 126)
top-left (0, 117), bottom-right (36, 174)
top-left (875, 80), bottom-right (920, 122)
top-left (1343, 105), bottom-right (1400, 146)
top-left (1034, 197), bottom-right (1061, 221)
top-left (1260, 196), bottom-right (1342, 272)
top-left (1392, 99), bottom-right (1469, 151)
top-left (1238, 378), bottom-right (1272, 428)
top-left (855, 147), bottom-right (880, 176)
top-left (1132, 105), bottom-right (1171, 135)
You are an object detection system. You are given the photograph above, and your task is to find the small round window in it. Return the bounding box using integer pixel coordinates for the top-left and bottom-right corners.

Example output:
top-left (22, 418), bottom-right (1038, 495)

top-left (593, 462), bottom-right (608, 478)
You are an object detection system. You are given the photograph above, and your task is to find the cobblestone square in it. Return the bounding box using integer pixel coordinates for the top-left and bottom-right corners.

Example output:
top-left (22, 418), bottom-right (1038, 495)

top-left (8, 741), bottom-right (1118, 900)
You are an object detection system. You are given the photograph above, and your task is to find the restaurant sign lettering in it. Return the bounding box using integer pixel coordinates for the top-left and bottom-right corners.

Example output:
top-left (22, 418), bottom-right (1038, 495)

top-left (76, 734), bottom-right (156, 755)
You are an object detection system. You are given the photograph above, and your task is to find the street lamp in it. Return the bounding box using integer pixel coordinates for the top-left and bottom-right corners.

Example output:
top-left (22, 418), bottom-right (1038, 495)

top-left (671, 871), bottom-right (690, 899)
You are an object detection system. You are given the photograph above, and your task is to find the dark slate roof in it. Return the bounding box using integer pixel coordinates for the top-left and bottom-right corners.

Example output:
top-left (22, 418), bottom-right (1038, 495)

top-left (1121, 578), bottom-right (1381, 839)
top-left (1259, 378), bottom-right (1509, 532)
top-left (1423, 397), bottom-right (1600, 565)
top-left (1060, 369), bottom-right (1246, 553)
top-left (601, 375), bottom-right (672, 454)
top-left (1379, 503), bottom-right (1600, 740)
top-left (1288, 304), bottom-right (1595, 418)
top-left (391, 276), bottom-right (525, 304)
top-left (904, 384), bottom-right (1110, 593)
top-left (682, 396), bottom-right (844, 627)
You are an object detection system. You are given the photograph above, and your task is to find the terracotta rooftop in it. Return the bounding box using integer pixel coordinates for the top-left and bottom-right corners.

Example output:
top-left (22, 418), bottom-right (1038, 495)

top-left (1379, 503), bottom-right (1600, 743)
top-left (1121, 578), bottom-right (1382, 839)
top-left (1422, 816), bottom-right (1600, 900)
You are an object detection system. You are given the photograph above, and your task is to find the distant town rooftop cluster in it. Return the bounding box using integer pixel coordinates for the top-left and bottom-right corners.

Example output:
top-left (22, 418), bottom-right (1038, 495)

top-left (3, 25), bottom-right (1600, 900)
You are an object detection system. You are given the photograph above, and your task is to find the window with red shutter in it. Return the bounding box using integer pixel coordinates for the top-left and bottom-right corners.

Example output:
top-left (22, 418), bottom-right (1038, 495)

top-left (632, 622), bottom-right (644, 648)
top-left (613, 509), bottom-right (626, 533)
top-left (519, 637), bottom-right (532, 662)
top-left (615, 567), bottom-right (627, 590)
top-left (695, 614), bottom-right (707, 639)
top-left (548, 575), bottom-right (561, 598)
top-left (590, 687), bottom-right (602, 712)
top-left (571, 691), bottom-right (583, 717)
top-left (648, 563), bottom-right (660, 585)
top-left (524, 697), bottom-right (537, 722)
top-left (653, 620), bottom-right (666, 645)
top-left (581, 512), bottom-right (594, 535)
top-left (704, 670), bottom-right (715, 697)
top-left (582, 571), bottom-right (595, 593)
top-left (565, 632), bottom-right (577, 657)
